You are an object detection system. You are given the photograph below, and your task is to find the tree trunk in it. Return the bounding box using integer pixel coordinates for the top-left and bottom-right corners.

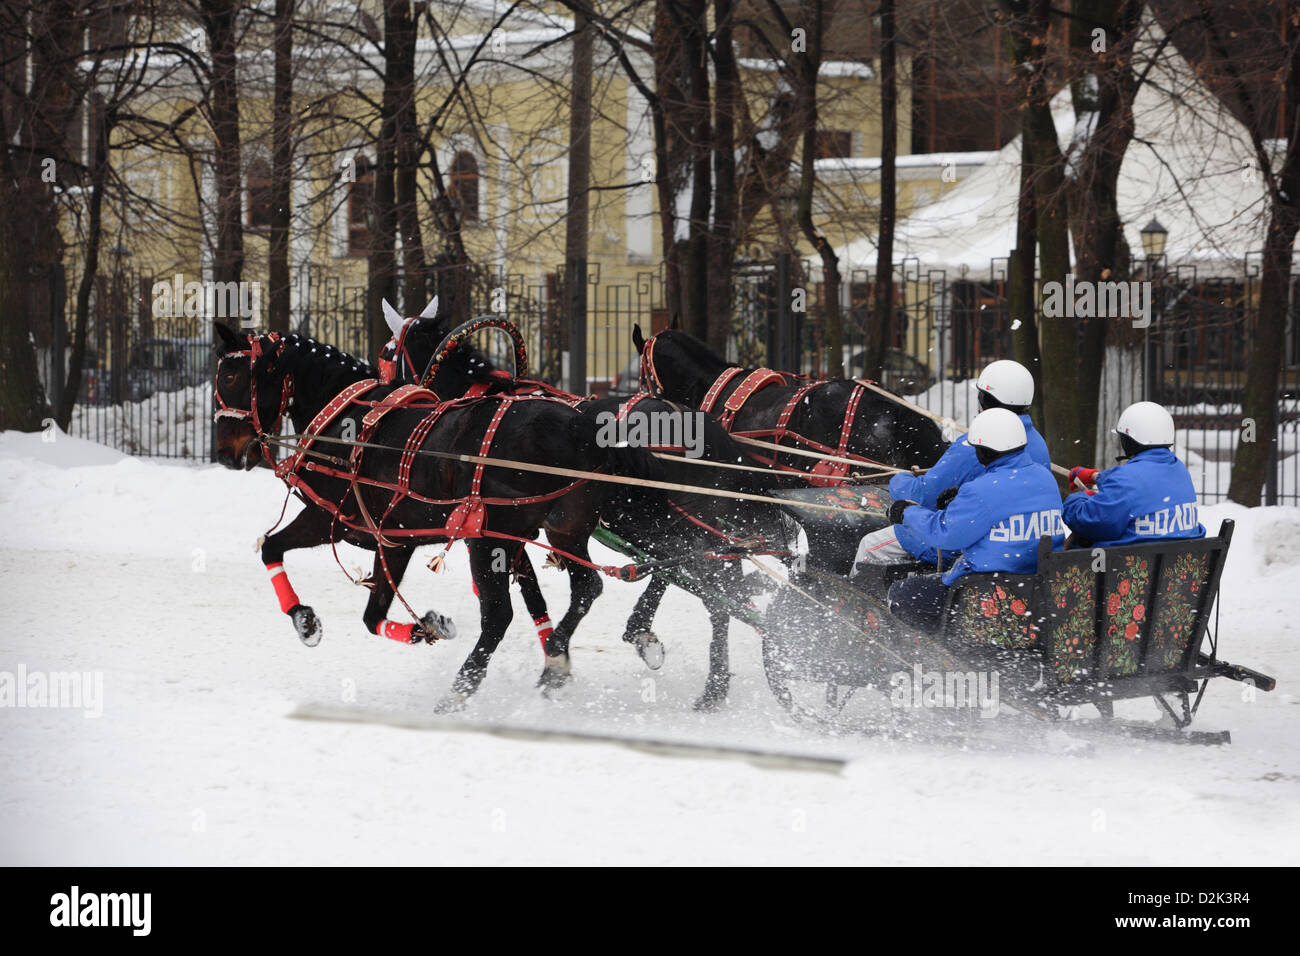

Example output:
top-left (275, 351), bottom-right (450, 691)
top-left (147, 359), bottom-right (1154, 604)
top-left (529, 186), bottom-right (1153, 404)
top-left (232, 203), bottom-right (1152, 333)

top-left (58, 102), bottom-right (110, 430)
top-left (1009, 129), bottom-right (1043, 431)
top-left (565, 12), bottom-right (593, 393)
top-left (367, 2), bottom-right (402, 353)
top-left (1067, 0), bottom-right (1142, 461)
top-left (393, 0), bottom-right (425, 312)
top-left (795, 0), bottom-right (843, 378)
top-left (1008, 0), bottom-right (1076, 463)
top-left (706, 0), bottom-right (739, 354)
top-left (267, 0), bottom-right (294, 333)
top-left (864, 0), bottom-right (896, 381)
top-left (652, 0), bottom-right (688, 324)
top-left (683, 0), bottom-right (711, 342)
top-left (203, 0), bottom-right (244, 285)
top-left (0, 200), bottom-right (50, 430)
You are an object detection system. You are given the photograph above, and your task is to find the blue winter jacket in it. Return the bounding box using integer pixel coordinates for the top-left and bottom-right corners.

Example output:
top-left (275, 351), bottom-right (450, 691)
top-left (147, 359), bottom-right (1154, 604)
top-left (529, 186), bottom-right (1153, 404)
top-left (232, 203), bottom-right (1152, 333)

top-left (899, 448), bottom-right (1065, 585)
top-left (1062, 447), bottom-right (1205, 547)
top-left (889, 414), bottom-right (1050, 564)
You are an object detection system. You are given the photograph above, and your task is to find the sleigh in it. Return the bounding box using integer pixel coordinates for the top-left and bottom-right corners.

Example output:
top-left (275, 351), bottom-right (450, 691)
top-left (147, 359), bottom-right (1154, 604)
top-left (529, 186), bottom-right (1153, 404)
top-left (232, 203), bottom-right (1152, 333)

top-left (758, 499), bottom-right (1275, 742)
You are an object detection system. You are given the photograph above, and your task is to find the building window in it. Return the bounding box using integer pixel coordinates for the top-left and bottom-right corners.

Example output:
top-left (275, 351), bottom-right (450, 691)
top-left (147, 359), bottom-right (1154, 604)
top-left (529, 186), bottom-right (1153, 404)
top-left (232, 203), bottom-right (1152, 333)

top-left (815, 130), bottom-right (853, 159)
top-left (348, 155), bottom-right (373, 256)
top-left (247, 158), bottom-right (272, 230)
top-left (451, 150), bottom-right (479, 224)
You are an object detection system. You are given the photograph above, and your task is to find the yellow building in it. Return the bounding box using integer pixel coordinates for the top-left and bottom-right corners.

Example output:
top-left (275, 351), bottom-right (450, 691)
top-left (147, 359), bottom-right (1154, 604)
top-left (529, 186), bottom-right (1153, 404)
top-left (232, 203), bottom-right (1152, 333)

top-left (82, 3), bottom-right (982, 386)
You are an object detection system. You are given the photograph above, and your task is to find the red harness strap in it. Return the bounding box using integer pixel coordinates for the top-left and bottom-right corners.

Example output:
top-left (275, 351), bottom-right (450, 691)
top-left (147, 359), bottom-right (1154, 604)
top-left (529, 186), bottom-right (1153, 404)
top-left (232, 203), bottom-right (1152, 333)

top-left (443, 397), bottom-right (513, 539)
top-left (807, 383), bottom-right (867, 486)
top-left (275, 379), bottom-right (380, 481)
top-left (699, 367), bottom-right (745, 414)
top-left (718, 368), bottom-right (788, 430)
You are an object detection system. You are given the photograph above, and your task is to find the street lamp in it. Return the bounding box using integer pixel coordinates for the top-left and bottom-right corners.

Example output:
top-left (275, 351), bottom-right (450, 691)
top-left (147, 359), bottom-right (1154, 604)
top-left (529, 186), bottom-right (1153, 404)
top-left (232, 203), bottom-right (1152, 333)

top-left (1139, 218), bottom-right (1168, 260)
top-left (1138, 218), bottom-right (1168, 404)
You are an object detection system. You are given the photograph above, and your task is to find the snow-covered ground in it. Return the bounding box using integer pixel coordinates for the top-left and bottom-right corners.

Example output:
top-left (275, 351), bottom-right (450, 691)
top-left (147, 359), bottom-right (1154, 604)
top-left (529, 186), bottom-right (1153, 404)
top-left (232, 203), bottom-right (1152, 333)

top-left (1, 429), bottom-right (1298, 865)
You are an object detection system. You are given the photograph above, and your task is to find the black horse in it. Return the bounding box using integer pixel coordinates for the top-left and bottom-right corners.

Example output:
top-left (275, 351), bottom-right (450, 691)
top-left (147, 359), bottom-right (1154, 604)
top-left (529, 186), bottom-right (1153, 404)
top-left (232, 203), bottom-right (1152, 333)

top-left (633, 325), bottom-right (950, 474)
top-left (213, 323), bottom-right (654, 708)
top-left (392, 316), bottom-right (793, 708)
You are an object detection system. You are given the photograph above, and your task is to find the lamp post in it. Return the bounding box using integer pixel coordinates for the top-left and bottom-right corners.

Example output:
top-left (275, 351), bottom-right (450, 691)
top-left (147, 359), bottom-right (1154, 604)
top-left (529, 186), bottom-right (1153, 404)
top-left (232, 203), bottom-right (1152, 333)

top-left (1138, 219), bottom-right (1167, 402)
top-left (773, 187), bottom-right (800, 371)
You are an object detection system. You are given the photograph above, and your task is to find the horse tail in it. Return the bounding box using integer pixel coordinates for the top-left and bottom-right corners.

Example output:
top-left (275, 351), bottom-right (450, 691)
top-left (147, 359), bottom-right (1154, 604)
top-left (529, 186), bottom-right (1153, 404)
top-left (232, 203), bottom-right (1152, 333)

top-left (565, 411), bottom-right (663, 485)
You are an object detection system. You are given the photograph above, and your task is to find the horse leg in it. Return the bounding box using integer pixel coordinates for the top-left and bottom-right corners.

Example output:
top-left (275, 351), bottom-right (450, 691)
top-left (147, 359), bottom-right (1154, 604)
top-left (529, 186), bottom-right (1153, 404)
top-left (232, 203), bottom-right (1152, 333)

top-left (360, 545), bottom-right (456, 644)
top-left (259, 507), bottom-right (336, 646)
top-left (694, 597), bottom-right (733, 711)
top-left (440, 538), bottom-right (514, 711)
top-left (622, 574), bottom-right (668, 670)
top-left (537, 532), bottom-right (603, 693)
top-left (511, 547), bottom-right (555, 656)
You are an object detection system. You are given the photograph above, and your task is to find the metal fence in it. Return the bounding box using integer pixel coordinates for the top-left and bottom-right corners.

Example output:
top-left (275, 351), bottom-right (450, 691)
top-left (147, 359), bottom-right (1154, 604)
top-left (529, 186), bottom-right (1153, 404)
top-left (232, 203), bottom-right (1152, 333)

top-left (37, 254), bottom-right (1299, 505)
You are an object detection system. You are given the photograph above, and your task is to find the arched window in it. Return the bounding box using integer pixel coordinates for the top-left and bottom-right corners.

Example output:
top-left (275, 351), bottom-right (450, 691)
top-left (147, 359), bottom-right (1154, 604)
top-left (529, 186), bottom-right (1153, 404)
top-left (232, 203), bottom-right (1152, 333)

top-left (450, 150), bottom-right (479, 224)
top-left (247, 158), bottom-right (273, 229)
top-left (348, 155), bottom-right (373, 256)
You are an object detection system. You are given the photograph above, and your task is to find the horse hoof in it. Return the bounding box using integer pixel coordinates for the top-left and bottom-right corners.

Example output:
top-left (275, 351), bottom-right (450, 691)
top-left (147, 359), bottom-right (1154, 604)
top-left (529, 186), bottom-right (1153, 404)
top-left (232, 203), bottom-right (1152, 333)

top-left (537, 655), bottom-right (572, 695)
top-left (627, 631), bottom-right (665, 671)
top-left (435, 690), bottom-right (469, 714)
top-left (290, 605), bottom-right (322, 647)
top-left (419, 610), bottom-right (457, 642)
top-left (693, 687), bottom-right (728, 712)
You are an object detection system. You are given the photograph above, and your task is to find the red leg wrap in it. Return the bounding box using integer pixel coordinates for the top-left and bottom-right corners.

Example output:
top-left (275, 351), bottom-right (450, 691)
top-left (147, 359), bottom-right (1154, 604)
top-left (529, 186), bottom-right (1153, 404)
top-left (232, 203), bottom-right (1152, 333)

top-left (266, 563), bottom-right (300, 614)
top-left (379, 619), bottom-right (416, 643)
top-left (534, 614), bottom-right (554, 648)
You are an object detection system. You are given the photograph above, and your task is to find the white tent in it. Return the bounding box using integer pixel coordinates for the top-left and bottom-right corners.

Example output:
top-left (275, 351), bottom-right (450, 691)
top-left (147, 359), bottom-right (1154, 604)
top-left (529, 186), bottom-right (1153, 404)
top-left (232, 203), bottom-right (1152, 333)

top-left (838, 15), bottom-right (1266, 278)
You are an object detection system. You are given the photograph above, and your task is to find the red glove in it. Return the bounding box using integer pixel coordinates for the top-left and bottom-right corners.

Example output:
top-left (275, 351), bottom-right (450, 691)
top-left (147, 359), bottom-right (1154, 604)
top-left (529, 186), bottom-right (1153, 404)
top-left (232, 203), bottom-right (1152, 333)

top-left (1069, 466), bottom-right (1099, 490)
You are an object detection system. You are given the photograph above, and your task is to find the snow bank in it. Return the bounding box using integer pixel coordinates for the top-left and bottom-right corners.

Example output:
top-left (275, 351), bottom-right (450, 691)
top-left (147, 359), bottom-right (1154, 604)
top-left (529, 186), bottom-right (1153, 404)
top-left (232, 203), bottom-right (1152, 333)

top-left (0, 435), bottom-right (1297, 864)
top-left (69, 383), bottom-right (212, 458)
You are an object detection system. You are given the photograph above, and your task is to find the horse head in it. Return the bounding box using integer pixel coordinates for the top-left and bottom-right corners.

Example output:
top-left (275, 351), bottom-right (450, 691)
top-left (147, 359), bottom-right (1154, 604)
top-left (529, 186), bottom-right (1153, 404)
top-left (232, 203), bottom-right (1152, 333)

top-left (212, 323), bottom-right (288, 470)
top-left (632, 324), bottom-right (729, 406)
top-left (378, 296), bottom-right (440, 384)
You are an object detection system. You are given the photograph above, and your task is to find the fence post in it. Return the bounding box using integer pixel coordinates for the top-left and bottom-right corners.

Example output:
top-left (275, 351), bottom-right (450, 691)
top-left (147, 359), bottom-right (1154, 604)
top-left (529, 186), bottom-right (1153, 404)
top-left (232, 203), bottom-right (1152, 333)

top-left (50, 263), bottom-right (66, 409)
top-left (1265, 415), bottom-right (1279, 506)
top-left (774, 253), bottom-right (793, 372)
top-left (568, 257), bottom-right (587, 394)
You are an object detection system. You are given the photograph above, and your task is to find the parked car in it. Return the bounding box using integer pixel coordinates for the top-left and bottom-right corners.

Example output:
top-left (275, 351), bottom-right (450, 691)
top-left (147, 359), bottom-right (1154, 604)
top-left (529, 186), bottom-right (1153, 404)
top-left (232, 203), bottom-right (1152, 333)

top-left (606, 355), bottom-right (642, 398)
top-left (124, 337), bottom-right (211, 401)
top-left (848, 347), bottom-right (935, 396)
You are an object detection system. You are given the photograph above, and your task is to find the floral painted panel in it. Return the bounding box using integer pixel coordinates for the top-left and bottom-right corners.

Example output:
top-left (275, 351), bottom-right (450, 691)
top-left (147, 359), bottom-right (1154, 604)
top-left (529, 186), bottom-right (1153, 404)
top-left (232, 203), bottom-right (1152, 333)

top-left (951, 579), bottom-right (1037, 650)
top-left (1147, 553), bottom-right (1210, 672)
top-left (1044, 563), bottom-right (1096, 684)
top-left (1104, 554), bottom-right (1152, 678)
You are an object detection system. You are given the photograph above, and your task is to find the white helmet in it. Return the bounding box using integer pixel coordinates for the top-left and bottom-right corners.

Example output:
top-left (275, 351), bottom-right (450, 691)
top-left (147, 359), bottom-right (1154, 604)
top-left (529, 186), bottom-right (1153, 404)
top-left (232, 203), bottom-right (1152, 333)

top-left (967, 407), bottom-right (1027, 453)
top-left (977, 359), bottom-right (1035, 407)
top-left (1115, 401), bottom-right (1175, 447)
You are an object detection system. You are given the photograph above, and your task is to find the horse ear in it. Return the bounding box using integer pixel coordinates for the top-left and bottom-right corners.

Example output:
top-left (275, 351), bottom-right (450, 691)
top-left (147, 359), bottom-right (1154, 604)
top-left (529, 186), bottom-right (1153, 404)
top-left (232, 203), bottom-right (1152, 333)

top-left (382, 298), bottom-right (404, 336)
top-left (419, 295), bottom-right (439, 319)
top-left (214, 322), bottom-right (242, 352)
top-left (670, 313), bottom-right (680, 330)
top-left (632, 324), bottom-right (645, 353)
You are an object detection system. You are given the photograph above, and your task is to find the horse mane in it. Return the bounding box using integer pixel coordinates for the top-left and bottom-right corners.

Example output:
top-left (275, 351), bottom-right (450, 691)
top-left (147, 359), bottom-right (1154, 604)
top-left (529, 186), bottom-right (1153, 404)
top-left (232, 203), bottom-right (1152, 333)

top-left (260, 333), bottom-right (375, 403)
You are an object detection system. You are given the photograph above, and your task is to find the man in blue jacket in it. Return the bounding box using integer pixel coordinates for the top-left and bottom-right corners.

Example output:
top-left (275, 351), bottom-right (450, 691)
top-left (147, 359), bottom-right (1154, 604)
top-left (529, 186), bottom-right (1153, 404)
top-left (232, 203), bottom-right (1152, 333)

top-left (1064, 401), bottom-right (1204, 547)
top-left (853, 358), bottom-right (1049, 572)
top-left (886, 408), bottom-right (1065, 633)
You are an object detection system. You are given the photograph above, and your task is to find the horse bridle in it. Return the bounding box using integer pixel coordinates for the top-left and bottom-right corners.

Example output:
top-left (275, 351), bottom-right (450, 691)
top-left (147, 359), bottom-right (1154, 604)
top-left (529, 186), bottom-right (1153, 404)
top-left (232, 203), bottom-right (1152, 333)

top-left (638, 331), bottom-right (665, 397)
top-left (378, 319), bottom-right (420, 385)
top-left (213, 332), bottom-right (294, 439)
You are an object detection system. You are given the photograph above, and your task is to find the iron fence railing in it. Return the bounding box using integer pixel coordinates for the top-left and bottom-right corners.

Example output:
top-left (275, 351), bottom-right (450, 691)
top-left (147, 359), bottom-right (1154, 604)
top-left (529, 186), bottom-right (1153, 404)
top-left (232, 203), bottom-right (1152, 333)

top-left (36, 255), bottom-right (1298, 505)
